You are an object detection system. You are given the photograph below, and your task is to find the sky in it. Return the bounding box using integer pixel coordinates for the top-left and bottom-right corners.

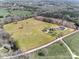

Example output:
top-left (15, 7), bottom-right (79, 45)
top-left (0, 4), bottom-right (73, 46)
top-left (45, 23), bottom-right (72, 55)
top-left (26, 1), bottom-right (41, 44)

top-left (0, 0), bottom-right (79, 2)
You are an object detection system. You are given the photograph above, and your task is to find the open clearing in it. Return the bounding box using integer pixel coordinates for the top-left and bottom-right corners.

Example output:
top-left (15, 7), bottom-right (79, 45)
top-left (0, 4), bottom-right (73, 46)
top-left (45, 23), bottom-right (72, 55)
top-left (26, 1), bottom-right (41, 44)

top-left (4, 18), bottom-right (74, 52)
top-left (30, 31), bottom-right (79, 59)
top-left (31, 41), bottom-right (72, 59)
top-left (64, 31), bottom-right (79, 55)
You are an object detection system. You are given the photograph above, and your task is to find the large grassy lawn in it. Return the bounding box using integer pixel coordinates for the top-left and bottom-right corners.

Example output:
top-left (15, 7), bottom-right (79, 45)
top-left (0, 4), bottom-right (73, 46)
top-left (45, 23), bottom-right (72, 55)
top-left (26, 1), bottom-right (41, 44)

top-left (0, 8), bottom-right (9, 17)
top-left (75, 58), bottom-right (79, 59)
top-left (64, 32), bottom-right (79, 55)
top-left (29, 28), bottom-right (79, 59)
top-left (3, 18), bottom-right (74, 52)
top-left (31, 41), bottom-right (72, 59)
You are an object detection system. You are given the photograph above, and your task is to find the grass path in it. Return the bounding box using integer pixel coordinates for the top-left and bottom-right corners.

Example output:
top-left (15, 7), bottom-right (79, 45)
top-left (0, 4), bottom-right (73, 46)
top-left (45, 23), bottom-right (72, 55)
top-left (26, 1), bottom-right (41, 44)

top-left (60, 39), bottom-right (75, 59)
top-left (60, 39), bottom-right (79, 59)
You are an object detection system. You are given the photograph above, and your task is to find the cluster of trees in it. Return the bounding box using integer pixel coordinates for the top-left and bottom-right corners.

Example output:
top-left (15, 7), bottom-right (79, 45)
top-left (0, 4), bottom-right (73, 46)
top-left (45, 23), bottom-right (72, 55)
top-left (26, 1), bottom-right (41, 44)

top-left (35, 16), bottom-right (76, 29)
top-left (0, 15), bottom-right (32, 25)
top-left (0, 28), bottom-right (19, 54)
top-left (0, 5), bottom-right (38, 25)
top-left (0, 16), bottom-right (4, 18)
top-left (37, 11), bottom-right (79, 27)
top-left (21, 5), bottom-right (38, 11)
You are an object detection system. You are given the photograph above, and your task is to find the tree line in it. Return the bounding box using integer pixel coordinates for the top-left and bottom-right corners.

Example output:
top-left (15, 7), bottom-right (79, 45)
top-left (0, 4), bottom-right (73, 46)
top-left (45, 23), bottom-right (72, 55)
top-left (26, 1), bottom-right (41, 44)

top-left (37, 11), bottom-right (79, 27)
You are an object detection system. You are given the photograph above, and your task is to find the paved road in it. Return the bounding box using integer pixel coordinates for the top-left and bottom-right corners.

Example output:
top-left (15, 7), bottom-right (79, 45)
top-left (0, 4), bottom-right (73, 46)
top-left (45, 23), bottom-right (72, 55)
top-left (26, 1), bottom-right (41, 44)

top-left (2, 30), bottom-right (79, 59)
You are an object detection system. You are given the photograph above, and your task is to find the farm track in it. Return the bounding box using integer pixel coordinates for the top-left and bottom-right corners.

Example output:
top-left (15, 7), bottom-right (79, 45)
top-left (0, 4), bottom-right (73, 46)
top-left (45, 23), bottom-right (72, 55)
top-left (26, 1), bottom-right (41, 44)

top-left (2, 30), bottom-right (79, 59)
top-left (60, 38), bottom-right (79, 59)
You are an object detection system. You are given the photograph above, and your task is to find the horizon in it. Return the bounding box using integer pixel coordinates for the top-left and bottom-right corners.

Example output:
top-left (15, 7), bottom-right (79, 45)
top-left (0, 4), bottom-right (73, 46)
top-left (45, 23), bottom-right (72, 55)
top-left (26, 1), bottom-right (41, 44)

top-left (0, 0), bottom-right (79, 2)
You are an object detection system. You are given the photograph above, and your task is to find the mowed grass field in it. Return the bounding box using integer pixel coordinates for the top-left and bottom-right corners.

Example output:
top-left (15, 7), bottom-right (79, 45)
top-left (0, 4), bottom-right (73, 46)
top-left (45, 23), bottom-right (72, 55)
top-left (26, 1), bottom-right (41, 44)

top-left (31, 41), bottom-right (72, 59)
top-left (29, 29), bottom-right (79, 59)
top-left (64, 31), bottom-right (79, 55)
top-left (75, 58), bottom-right (79, 59)
top-left (4, 18), bottom-right (74, 52)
